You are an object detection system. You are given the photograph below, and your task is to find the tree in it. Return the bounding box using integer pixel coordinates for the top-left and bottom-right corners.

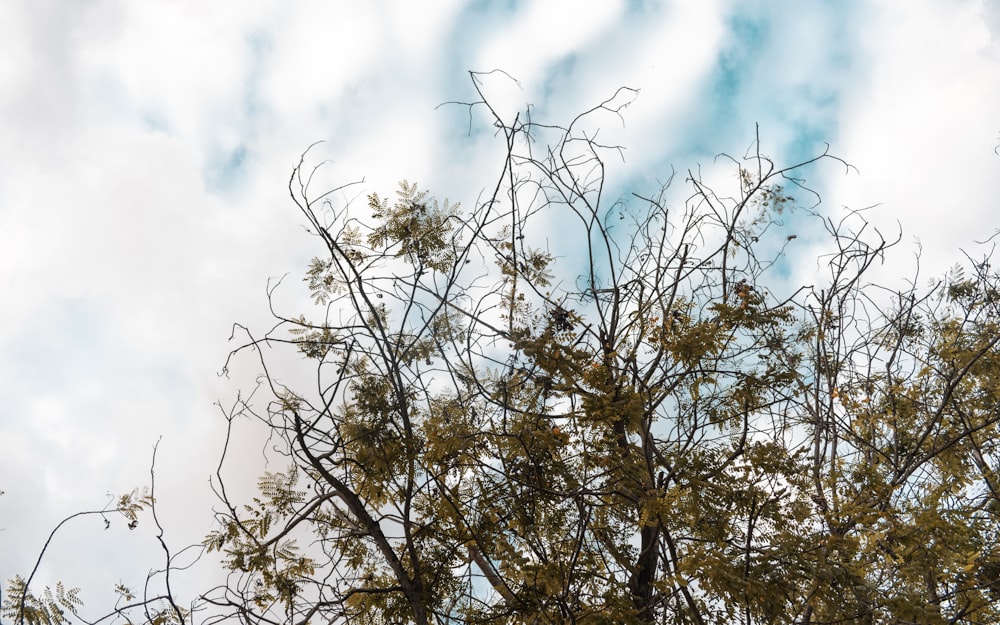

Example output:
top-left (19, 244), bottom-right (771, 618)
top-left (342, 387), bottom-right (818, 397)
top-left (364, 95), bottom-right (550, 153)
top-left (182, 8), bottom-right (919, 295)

top-left (7, 72), bottom-right (1000, 625)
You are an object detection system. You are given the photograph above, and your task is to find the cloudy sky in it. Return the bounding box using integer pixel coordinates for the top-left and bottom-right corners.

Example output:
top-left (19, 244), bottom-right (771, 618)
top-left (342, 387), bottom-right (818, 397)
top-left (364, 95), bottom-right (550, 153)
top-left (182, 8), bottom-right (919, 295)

top-left (2, 0), bottom-right (999, 612)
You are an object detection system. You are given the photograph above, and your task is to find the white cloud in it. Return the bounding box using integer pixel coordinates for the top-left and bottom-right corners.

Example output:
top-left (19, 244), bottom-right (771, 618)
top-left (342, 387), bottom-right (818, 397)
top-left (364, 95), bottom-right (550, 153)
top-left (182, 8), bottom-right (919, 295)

top-left (470, 0), bottom-right (625, 117)
top-left (820, 0), bottom-right (1000, 282)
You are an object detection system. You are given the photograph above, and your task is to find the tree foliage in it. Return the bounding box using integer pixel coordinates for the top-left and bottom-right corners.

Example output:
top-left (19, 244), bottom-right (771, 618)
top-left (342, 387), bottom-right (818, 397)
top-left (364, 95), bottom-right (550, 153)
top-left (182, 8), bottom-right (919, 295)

top-left (8, 74), bottom-right (1000, 625)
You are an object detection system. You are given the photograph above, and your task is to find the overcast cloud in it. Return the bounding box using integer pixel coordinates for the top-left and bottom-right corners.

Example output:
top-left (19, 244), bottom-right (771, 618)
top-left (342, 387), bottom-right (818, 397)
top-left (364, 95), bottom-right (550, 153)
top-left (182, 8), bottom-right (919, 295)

top-left (1, 0), bottom-right (998, 609)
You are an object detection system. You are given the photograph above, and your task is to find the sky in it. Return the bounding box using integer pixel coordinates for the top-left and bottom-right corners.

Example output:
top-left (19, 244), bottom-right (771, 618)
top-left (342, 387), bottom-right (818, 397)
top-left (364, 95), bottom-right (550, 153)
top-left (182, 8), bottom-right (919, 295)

top-left (1, 0), bottom-right (999, 614)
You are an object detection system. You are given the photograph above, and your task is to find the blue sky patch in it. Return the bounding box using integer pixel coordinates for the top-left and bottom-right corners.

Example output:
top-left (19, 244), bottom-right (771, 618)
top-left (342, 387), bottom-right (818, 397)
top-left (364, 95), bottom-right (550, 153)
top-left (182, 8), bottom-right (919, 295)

top-left (205, 144), bottom-right (249, 193)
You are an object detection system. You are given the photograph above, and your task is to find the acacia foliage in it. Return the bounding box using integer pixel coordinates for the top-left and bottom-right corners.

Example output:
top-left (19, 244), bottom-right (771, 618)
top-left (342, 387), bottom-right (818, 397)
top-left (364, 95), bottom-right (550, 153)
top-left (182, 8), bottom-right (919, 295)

top-left (201, 79), bottom-right (1000, 624)
top-left (9, 78), bottom-right (1000, 625)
